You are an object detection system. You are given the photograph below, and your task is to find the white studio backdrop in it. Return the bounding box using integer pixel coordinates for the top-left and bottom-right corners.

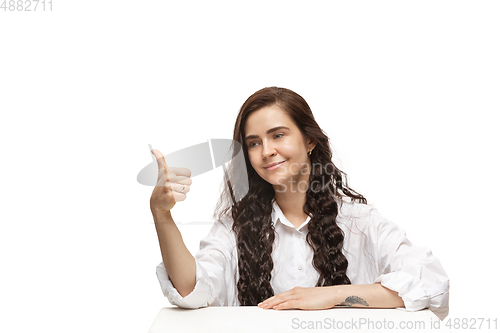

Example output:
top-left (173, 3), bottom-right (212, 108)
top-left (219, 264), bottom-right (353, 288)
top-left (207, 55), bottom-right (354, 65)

top-left (1, 1), bottom-right (499, 332)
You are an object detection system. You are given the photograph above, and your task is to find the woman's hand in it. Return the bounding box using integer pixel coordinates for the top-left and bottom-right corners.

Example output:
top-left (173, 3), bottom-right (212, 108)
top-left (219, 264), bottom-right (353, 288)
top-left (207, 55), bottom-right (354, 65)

top-left (150, 149), bottom-right (192, 214)
top-left (258, 286), bottom-right (338, 310)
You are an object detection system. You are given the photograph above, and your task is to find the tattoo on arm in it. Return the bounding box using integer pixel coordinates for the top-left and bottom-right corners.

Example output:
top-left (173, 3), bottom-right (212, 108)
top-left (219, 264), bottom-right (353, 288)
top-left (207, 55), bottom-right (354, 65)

top-left (334, 295), bottom-right (369, 307)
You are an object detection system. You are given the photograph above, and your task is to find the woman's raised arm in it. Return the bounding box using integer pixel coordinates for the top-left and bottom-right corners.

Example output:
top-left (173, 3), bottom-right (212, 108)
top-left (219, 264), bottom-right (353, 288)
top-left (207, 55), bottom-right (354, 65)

top-left (150, 149), bottom-right (195, 297)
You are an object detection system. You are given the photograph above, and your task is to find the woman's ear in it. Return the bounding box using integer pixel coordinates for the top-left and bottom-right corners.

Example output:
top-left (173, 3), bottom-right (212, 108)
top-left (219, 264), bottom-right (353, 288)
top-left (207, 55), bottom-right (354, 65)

top-left (308, 138), bottom-right (318, 152)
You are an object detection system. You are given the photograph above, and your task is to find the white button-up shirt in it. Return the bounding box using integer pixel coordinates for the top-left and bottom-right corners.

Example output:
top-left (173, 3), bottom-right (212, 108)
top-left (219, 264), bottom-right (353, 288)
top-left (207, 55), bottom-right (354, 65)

top-left (156, 199), bottom-right (450, 320)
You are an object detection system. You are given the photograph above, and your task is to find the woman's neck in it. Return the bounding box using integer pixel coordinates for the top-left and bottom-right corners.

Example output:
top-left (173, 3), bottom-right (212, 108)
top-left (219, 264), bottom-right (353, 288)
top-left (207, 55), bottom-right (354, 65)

top-left (274, 189), bottom-right (309, 228)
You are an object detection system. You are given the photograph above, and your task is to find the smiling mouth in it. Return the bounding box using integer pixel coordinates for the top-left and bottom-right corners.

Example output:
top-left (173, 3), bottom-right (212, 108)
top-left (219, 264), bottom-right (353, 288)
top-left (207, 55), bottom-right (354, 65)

top-left (264, 159), bottom-right (288, 170)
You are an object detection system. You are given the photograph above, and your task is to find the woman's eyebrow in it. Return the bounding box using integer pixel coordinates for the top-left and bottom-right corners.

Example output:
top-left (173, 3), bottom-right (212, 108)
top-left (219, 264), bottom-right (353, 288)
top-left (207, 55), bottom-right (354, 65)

top-left (245, 126), bottom-right (290, 141)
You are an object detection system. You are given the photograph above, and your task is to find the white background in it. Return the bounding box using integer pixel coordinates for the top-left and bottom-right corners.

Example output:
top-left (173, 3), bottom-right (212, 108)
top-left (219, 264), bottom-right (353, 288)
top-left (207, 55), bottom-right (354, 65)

top-left (1, 1), bottom-right (499, 332)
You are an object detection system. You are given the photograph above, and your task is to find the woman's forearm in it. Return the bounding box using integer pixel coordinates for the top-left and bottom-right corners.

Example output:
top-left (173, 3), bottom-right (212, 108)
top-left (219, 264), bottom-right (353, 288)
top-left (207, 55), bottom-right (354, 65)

top-left (330, 283), bottom-right (405, 309)
top-left (153, 209), bottom-right (196, 298)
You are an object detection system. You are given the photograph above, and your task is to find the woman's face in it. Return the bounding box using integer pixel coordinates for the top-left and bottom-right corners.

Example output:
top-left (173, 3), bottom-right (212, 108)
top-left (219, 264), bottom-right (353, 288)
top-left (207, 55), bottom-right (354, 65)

top-left (244, 105), bottom-right (315, 190)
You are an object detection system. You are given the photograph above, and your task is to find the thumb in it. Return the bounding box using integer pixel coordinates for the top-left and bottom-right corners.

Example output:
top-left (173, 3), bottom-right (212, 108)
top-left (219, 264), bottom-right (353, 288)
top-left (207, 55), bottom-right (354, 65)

top-left (151, 149), bottom-right (168, 181)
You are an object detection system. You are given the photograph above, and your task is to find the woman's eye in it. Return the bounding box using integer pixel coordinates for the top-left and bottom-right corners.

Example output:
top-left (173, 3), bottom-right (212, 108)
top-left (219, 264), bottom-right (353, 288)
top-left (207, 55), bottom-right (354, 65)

top-left (248, 134), bottom-right (283, 148)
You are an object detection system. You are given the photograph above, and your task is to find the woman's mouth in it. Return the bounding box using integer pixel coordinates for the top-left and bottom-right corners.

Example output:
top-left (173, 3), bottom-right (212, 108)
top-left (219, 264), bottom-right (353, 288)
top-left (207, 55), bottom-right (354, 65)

top-left (264, 159), bottom-right (288, 171)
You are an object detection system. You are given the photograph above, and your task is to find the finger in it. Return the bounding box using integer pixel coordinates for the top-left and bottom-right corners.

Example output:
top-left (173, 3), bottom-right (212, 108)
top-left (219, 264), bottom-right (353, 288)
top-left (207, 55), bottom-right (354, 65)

top-left (151, 149), bottom-right (168, 179)
top-left (268, 298), bottom-right (287, 309)
top-left (264, 294), bottom-right (280, 303)
top-left (172, 183), bottom-right (190, 194)
top-left (260, 298), bottom-right (283, 309)
top-left (261, 290), bottom-right (296, 309)
top-left (171, 191), bottom-right (187, 203)
top-left (166, 174), bottom-right (193, 185)
top-left (274, 300), bottom-right (294, 310)
top-left (167, 166), bottom-right (191, 178)
top-left (260, 290), bottom-right (290, 306)
top-left (274, 300), bottom-right (303, 310)
top-left (258, 296), bottom-right (276, 308)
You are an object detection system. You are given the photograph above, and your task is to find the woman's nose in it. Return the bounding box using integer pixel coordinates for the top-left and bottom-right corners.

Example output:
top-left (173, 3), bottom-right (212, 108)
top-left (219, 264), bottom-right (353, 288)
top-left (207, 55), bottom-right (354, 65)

top-left (261, 140), bottom-right (277, 157)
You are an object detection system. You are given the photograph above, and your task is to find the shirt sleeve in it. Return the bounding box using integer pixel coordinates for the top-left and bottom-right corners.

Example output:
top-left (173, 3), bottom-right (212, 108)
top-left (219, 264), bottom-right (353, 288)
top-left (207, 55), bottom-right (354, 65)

top-left (370, 207), bottom-right (450, 320)
top-left (155, 217), bottom-right (238, 308)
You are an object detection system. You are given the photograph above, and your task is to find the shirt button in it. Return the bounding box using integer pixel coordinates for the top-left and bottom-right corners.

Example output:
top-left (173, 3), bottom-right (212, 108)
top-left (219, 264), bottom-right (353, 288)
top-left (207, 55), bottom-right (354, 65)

top-left (298, 266), bottom-right (303, 270)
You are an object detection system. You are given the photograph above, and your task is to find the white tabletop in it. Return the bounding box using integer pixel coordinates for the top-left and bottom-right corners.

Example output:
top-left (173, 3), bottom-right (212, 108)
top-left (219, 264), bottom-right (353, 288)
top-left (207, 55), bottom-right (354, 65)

top-left (149, 306), bottom-right (447, 333)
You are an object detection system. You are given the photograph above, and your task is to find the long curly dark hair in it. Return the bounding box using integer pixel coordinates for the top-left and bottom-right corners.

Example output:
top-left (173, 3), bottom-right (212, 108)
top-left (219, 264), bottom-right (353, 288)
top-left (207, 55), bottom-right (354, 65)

top-left (213, 87), bottom-right (366, 306)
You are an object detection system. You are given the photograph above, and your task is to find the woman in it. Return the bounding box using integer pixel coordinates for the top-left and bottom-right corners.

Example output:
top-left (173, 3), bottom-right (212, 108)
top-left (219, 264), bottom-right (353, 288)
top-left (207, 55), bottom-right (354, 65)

top-left (151, 87), bottom-right (449, 320)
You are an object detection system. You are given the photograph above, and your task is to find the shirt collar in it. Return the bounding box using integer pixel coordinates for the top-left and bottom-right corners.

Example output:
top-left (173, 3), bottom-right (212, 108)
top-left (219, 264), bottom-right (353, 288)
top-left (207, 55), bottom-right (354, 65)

top-left (272, 198), bottom-right (312, 231)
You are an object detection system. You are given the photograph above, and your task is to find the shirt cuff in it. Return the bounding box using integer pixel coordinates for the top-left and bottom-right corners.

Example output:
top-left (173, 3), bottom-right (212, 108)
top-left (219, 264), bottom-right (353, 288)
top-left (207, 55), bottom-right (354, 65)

top-left (373, 271), bottom-right (450, 320)
top-left (156, 259), bottom-right (212, 309)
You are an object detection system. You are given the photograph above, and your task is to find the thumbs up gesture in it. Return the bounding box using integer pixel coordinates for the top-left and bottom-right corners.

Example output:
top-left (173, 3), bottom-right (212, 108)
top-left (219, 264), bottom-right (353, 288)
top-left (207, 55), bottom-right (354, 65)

top-left (150, 149), bottom-right (192, 214)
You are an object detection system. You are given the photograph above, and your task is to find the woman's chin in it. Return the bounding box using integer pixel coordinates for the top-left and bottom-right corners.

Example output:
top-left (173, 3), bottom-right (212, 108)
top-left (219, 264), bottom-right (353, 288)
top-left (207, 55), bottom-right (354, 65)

top-left (268, 177), bottom-right (289, 188)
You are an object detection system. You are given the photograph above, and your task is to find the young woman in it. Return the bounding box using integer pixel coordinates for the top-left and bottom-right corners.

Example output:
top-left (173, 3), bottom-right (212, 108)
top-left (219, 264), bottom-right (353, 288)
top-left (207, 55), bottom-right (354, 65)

top-left (150, 87), bottom-right (450, 320)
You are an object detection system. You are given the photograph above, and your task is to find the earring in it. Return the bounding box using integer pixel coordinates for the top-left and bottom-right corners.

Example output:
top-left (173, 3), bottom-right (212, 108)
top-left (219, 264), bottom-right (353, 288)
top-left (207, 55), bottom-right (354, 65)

top-left (308, 149), bottom-right (312, 156)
